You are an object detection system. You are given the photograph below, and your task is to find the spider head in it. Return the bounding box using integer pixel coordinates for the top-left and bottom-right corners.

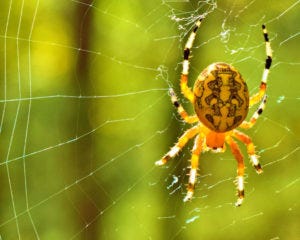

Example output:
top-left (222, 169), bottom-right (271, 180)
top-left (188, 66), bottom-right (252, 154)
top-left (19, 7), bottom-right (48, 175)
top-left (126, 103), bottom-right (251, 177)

top-left (206, 131), bottom-right (225, 151)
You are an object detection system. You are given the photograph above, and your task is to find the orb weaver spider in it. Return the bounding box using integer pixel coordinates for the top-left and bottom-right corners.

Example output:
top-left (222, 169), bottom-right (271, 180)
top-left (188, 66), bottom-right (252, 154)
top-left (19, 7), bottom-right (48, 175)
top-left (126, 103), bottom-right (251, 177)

top-left (155, 17), bottom-right (272, 206)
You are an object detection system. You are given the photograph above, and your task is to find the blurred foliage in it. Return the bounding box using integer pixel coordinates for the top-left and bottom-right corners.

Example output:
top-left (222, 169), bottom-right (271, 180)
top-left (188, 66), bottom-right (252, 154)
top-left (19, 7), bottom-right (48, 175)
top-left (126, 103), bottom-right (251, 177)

top-left (0, 0), bottom-right (299, 239)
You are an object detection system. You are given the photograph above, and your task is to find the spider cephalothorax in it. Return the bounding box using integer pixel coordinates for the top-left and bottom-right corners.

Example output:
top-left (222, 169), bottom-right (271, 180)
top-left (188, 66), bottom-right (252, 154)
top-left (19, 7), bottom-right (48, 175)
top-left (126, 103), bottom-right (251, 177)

top-left (156, 17), bottom-right (272, 206)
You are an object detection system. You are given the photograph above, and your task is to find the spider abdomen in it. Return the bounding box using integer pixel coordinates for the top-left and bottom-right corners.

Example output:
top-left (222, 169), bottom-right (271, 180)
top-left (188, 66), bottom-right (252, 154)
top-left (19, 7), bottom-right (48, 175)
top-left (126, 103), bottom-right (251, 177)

top-left (193, 62), bottom-right (249, 132)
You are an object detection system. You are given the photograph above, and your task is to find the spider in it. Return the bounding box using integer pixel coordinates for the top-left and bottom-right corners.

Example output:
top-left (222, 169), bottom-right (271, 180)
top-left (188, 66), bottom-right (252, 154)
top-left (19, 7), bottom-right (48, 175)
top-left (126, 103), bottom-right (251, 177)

top-left (155, 17), bottom-right (272, 206)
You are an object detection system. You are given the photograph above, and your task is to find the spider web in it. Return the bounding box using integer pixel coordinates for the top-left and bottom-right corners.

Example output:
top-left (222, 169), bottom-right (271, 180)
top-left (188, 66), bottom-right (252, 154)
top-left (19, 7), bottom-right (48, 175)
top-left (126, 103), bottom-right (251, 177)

top-left (0, 0), bottom-right (299, 239)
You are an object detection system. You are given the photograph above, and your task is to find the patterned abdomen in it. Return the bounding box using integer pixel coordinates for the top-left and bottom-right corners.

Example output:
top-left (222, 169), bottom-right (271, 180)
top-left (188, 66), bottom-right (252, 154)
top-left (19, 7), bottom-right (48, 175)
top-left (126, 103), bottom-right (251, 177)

top-left (193, 62), bottom-right (249, 132)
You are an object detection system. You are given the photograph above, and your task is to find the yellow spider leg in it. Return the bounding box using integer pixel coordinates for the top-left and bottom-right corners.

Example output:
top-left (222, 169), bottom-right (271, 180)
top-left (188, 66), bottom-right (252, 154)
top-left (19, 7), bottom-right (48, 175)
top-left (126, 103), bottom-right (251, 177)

top-left (180, 74), bottom-right (194, 103)
top-left (169, 88), bottom-right (199, 124)
top-left (155, 126), bottom-right (199, 166)
top-left (233, 130), bottom-right (263, 174)
top-left (249, 24), bottom-right (272, 107)
top-left (184, 134), bottom-right (203, 202)
top-left (181, 17), bottom-right (203, 103)
top-left (226, 135), bottom-right (245, 206)
top-left (240, 95), bottom-right (266, 129)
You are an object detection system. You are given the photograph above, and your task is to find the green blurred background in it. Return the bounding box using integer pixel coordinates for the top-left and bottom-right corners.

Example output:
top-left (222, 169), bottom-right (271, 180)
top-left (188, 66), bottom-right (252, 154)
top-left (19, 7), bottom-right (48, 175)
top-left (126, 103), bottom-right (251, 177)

top-left (0, 0), bottom-right (299, 239)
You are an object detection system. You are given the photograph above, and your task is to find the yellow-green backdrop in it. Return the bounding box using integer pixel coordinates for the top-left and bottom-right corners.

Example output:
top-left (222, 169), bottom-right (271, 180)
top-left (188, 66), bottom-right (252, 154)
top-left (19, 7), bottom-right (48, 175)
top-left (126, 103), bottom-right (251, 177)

top-left (0, 0), bottom-right (299, 239)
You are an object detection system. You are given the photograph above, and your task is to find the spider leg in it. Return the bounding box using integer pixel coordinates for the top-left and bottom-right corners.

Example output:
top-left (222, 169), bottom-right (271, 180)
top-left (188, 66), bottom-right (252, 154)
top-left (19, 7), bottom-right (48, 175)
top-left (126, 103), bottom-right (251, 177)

top-left (226, 136), bottom-right (245, 206)
top-left (184, 134), bottom-right (203, 202)
top-left (155, 126), bottom-right (199, 166)
top-left (240, 95), bottom-right (267, 129)
top-left (169, 88), bottom-right (198, 124)
top-left (249, 25), bottom-right (272, 107)
top-left (181, 17), bottom-right (203, 103)
top-left (233, 130), bottom-right (263, 174)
